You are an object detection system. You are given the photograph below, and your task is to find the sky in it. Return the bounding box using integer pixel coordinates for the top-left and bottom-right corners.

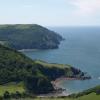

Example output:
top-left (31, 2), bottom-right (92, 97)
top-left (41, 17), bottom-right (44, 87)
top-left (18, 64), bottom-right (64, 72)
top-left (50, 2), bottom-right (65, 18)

top-left (0, 0), bottom-right (100, 26)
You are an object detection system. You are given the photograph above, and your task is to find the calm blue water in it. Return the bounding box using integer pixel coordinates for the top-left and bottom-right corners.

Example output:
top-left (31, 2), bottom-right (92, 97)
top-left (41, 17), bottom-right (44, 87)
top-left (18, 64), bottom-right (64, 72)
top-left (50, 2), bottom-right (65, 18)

top-left (22, 27), bottom-right (100, 94)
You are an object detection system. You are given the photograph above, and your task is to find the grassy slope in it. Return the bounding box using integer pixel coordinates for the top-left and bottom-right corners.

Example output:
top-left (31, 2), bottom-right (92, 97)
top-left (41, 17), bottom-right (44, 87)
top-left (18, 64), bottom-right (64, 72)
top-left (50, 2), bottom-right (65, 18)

top-left (34, 60), bottom-right (71, 69)
top-left (0, 82), bottom-right (25, 96)
top-left (77, 93), bottom-right (100, 100)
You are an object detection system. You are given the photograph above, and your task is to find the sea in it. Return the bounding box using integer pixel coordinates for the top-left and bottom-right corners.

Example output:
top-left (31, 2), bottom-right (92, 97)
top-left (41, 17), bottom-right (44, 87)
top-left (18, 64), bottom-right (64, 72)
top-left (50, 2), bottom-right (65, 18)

top-left (22, 27), bottom-right (100, 94)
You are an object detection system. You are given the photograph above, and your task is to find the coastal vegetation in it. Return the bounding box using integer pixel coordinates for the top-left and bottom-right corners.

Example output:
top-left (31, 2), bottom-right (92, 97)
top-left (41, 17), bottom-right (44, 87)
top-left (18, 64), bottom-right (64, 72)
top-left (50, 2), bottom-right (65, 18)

top-left (0, 25), bottom-right (98, 100)
top-left (0, 44), bottom-right (89, 96)
top-left (0, 24), bottom-right (63, 50)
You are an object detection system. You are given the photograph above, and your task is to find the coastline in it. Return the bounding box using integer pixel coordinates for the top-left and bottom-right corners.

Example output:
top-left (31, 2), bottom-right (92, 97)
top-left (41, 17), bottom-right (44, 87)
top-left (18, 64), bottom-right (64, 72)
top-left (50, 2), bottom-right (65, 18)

top-left (18, 48), bottom-right (91, 97)
top-left (18, 49), bottom-right (39, 52)
top-left (18, 48), bottom-right (57, 52)
top-left (46, 76), bottom-right (91, 97)
top-left (38, 77), bottom-right (87, 97)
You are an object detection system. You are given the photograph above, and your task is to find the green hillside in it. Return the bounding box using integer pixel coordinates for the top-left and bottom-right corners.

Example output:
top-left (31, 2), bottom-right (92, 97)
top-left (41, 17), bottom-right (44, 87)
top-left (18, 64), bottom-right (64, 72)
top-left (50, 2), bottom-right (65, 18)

top-left (0, 44), bottom-right (88, 95)
top-left (0, 82), bottom-right (25, 96)
top-left (0, 24), bottom-right (63, 50)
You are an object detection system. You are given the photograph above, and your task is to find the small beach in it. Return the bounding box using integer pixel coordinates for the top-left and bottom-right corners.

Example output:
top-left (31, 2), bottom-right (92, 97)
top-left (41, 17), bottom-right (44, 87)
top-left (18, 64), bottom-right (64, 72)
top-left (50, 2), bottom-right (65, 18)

top-left (19, 49), bottom-right (39, 52)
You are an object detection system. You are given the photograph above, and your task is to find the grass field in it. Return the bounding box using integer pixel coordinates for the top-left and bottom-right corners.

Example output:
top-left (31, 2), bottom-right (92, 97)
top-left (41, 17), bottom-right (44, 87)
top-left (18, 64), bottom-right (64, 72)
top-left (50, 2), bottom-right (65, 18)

top-left (76, 93), bottom-right (100, 100)
top-left (0, 82), bottom-right (25, 96)
top-left (35, 60), bottom-right (71, 69)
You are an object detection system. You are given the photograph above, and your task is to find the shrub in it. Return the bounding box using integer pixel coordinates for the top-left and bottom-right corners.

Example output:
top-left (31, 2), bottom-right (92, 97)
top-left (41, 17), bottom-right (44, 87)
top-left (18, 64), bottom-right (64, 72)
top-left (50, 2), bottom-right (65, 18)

top-left (3, 91), bottom-right (11, 99)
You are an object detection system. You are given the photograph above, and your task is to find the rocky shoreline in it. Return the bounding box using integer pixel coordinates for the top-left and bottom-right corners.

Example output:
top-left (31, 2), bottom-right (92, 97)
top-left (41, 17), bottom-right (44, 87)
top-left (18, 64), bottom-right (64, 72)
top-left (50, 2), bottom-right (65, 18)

top-left (51, 76), bottom-right (91, 91)
top-left (38, 76), bottom-right (91, 97)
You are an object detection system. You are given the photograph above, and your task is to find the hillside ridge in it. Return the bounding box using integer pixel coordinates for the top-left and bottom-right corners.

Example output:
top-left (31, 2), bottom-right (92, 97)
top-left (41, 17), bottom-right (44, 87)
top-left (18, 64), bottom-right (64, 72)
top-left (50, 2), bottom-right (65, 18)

top-left (0, 24), bottom-right (63, 50)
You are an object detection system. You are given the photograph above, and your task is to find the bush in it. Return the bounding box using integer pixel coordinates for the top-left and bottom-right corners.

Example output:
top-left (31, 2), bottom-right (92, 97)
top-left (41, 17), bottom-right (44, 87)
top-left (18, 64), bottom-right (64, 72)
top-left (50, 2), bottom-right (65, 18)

top-left (11, 91), bottom-right (22, 99)
top-left (3, 91), bottom-right (11, 99)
